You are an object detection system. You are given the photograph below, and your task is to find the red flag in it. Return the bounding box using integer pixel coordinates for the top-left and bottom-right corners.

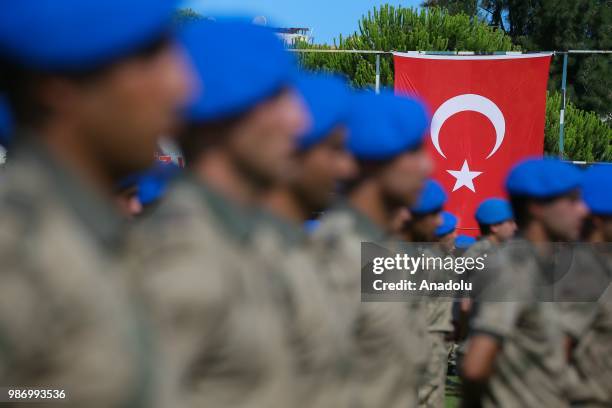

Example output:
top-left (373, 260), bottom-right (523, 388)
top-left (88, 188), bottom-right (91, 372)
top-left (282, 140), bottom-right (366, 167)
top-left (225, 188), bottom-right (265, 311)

top-left (394, 52), bottom-right (552, 236)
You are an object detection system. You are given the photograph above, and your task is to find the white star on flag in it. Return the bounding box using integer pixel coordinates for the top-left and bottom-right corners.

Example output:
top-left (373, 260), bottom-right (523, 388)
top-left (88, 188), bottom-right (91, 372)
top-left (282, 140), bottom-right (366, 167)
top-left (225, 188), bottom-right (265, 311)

top-left (447, 160), bottom-right (483, 192)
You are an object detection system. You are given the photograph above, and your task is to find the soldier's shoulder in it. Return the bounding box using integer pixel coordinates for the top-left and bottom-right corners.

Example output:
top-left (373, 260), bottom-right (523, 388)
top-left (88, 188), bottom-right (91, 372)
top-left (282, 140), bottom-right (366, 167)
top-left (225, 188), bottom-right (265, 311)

top-left (0, 177), bottom-right (49, 248)
top-left (312, 209), bottom-right (358, 248)
top-left (421, 245), bottom-right (441, 258)
top-left (134, 180), bottom-right (217, 237)
top-left (129, 180), bottom-right (243, 271)
top-left (490, 241), bottom-right (541, 290)
top-left (463, 238), bottom-right (492, 257)
top-left (497, 239), bottom-right (535, 264)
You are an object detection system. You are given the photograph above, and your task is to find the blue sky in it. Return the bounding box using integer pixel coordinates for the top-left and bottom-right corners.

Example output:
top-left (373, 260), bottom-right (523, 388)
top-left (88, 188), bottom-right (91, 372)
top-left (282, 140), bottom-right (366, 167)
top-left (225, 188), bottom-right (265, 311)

top-left (183, 0), bottom-right (421, 45)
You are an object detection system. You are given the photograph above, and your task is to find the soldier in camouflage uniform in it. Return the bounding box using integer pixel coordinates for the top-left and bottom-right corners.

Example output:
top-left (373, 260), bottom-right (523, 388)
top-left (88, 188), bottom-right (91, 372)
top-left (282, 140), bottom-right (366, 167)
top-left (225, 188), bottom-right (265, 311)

top-left (457, 199), bottom-right (516, 357)
top-left (129, 20), bottom-right (309, 408)
top-left (401, 182), bottom-right (454, 408)
top-left (462, 158), bottom-right (587, 407)
top-left (256, 74), bottom-right (357, 408)
top-left (464, 198), bottom-right (516, 301)
top-left (436, 212), bottom-right (458, 255)
top-left (0, 1), bottom-right (191, 406)
top-left (555, 164), bottom-right (612, 407)
top-left (314, 90), bottom-right (432, 408)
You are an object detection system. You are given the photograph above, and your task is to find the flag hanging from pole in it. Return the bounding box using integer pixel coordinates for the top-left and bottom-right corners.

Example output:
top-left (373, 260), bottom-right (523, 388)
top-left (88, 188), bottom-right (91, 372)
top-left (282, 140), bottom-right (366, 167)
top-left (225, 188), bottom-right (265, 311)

top-left (394, 52), bottom-right (552, 236)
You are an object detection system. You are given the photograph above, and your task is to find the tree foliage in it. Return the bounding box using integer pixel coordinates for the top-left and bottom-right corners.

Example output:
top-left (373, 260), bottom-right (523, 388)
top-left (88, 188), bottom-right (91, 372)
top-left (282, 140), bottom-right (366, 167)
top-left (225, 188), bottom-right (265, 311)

top-left (545, 92), bottom-right (612, 161)
top-left (422, 0), bottom-right (611, 119)
top-left (422, 0), bottom-right (479, 17)
top-left (298, 6), bottom-right (517, 88)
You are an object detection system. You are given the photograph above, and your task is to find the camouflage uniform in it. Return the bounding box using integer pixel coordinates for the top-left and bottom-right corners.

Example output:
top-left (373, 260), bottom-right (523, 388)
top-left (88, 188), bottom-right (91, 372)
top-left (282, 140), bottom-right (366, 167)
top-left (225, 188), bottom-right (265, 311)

top-left (0, 143), bottom-right (157, 408)
top-left (457, 238), bottom-right (499, 356)
top-left (555, 245), bottom-right (612, 407)
top-left (463, 238), bottom-right (497, 304)
top-left (250, 212), bottom-right (354, 408)
top-left (129, 176), bottom-right (293, 408)
top-left (313, 202), bottom-right (428, 408)
top-left (418, 246), bottom-right (455, 408)
top-left (466, 239), bottom-right (569, 407)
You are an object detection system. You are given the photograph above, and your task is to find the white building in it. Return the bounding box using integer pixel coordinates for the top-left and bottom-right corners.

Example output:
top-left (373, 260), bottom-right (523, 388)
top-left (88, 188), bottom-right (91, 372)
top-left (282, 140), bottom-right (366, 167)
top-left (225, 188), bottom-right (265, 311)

top-left (273, 27), bottom-right (312, 47)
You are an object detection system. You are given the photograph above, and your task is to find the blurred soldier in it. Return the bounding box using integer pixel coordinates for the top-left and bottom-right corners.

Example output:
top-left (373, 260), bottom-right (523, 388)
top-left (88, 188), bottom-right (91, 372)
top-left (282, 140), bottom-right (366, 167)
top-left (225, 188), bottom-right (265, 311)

top-left (454, 235), bottom-right (476, 256)
top-left (129, 20), bottom-right (309, 408)
top-left (258, 74), bottom-right (357, 407)
top-left (556, 164), bottom-right (612, 407)
top-left (402, 181), bottom-right (454, 408)
top-left (475, 198), bottom-right (517, 245)
top-left (462, 158), bottom-right (587, 408)
top-left (0, 0), bottom-right (192, 406)
top-left (314, 90), bottom-right (432, 408)
top-left (460, 198), bottom-right (516, 337)
top-left (136, 162), bottom-right (180, 216)
top-left (115, 162), bottom-right (180, 219)
top-left (581, 165), bottom-right (612, 244)
top-left (436, 211), bottom-right (458, 255)
top-left (456, 200), bottom-right (514, 363)
top-left (464, 198), bottom-right (515, 279)
top-left (403, 179), bottom-right (446, 243)
top-left (434, 211), bottom-right (461, 382)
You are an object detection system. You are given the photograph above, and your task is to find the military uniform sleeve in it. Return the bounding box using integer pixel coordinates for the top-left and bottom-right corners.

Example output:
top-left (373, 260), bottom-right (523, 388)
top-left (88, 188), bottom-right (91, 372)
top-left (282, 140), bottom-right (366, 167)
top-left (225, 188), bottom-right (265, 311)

top-left (555, 302), bottom-right (598, 340)
top-left (469, 253), bottom-right (525, 342)
top-left (129, 212), bottom-right (230, 357)
top-left (0, 253), bottom-right (47, 381)
top-left (0, 206), bottom-right (54, 385)
top-left (0, 224), bottom-right (147, 408)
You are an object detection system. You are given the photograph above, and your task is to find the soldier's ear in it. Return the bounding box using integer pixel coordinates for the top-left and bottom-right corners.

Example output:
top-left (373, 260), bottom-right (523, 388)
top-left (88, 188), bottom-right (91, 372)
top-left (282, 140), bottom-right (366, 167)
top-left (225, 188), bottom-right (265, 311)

top-left (591, 215), bottom-right (604, 229)
top-left (36, 76), bottom-right (84, 119)
top-left (527, 201), bottom-right (547, 223)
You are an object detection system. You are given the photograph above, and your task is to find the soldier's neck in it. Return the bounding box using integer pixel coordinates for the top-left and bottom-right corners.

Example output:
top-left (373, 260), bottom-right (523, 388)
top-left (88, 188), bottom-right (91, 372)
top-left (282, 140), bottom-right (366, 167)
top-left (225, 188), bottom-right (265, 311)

top-left (587, 229), bottom-right (604, 243)
top-left (38, 122), bottom-right (114, 197)
top-left (402, 230), bottom-right (415, 241)
top-left (349, 181), bottom-right (393, 233)
top-left (262, 188), bottom-right (307, 224)
top-left (523, 222), bottom-right (553, 257)
top-left (193, 149), bottom-right (257, 206)
top-left (486, 234), bottom-right (501, 245)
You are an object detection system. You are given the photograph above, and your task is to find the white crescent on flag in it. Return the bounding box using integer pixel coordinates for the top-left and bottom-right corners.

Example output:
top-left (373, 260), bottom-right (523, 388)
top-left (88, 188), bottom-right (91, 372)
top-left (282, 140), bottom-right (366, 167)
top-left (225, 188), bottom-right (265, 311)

top-left (430, 93), bottom-right (506, 159)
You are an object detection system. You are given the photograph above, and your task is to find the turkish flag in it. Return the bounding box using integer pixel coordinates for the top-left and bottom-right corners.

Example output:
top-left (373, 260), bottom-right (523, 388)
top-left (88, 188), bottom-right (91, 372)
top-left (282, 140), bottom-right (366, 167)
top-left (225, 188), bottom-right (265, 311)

top-left (394, 52), bottom-right (552, 236)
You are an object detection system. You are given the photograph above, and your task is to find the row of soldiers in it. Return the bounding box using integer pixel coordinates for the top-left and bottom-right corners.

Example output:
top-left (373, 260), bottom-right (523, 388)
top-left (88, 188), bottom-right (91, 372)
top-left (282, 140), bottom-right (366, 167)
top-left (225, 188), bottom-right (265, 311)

top-left (0, 1), bottom-right (611, 407)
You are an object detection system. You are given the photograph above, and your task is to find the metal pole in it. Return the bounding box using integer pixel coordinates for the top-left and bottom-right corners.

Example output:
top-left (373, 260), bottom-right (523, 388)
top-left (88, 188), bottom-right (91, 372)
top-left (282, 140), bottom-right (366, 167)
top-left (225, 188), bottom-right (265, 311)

top-left (375, 54), bottom-right (381, 94)
top-left (289, 49), bottom-right (610, 55)
top-left (559, 53), bottom-right (568, 159)
top-left (288, 49), bottom-right (388, 54)
top-left (567, 50), bottom-right (612, 54)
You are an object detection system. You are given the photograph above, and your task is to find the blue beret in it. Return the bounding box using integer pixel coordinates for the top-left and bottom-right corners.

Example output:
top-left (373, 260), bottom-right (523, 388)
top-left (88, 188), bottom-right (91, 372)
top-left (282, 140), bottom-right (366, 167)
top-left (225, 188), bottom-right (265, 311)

top-left (0, 96), bottom-right (13, 148)
top-left (582, 164), bottom-right (612, 216)
top-left (296, 74), bottom-right (350, 151)
top-left (180, 20), bottom-right (296, 123)
top-left (506, 158), bottom-right (582, 199)
top-left (0, 0), bottom-right (177, 71)
top-left (347, 91), bottom-right (430, 161)
top-left (435, 211), bottom-right (457, 237)
top-left (455, 235), bottom-right (477, 249)
top-left (411, 179), bottom-right (447, 215)
top-left (138, 162), bottom-right (180, 206)
top-left (475, 198), bottom-right (514, 225)
top-left (304, 219), bottom-right (321, 234)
